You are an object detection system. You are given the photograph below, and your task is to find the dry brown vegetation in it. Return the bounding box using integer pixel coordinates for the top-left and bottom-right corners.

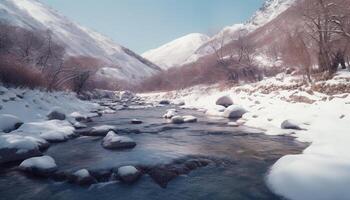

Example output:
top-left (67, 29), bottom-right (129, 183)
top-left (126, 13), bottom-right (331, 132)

top-left (0, 21), bottom-right (118, 92)
top-left (138, 0), bottom-right (350, 92)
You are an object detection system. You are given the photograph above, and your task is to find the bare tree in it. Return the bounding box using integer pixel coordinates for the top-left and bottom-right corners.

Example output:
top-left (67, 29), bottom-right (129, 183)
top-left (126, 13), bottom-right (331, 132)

top-left (299, 0), bottom-right (350, 76)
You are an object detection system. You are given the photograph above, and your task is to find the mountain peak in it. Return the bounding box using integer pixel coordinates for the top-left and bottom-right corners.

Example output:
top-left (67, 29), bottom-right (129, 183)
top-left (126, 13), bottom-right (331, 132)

top-left (142, 33), bottom-right (210, 69)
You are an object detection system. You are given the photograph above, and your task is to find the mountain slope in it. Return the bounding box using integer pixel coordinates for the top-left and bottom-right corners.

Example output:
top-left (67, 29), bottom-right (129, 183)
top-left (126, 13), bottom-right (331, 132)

top-left (186, 0), bottom-right (296, 64)
top-left (0, 0), bottom-right (161, 81)
top-left (142, 33), bottom-right (210, 69)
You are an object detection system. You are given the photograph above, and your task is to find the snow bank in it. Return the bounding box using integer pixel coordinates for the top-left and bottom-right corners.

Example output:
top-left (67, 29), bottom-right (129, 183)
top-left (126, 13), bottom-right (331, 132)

top-left (0, 114), bottom-right (23, 133)
top-left (0, 87), bottom-right (98, 122)
top-left (141, 71), bottom-right (350, 200)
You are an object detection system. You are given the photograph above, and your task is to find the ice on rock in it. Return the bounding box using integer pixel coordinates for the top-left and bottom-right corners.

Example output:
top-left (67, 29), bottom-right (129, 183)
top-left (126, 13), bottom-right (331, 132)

top-left (0, 114), bottom-right (23, 133)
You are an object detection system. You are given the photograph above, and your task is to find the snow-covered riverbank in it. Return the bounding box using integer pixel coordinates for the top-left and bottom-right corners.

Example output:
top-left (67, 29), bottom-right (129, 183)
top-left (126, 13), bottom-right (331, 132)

top-left (141, 71), bottom-right (350, 200)
top-left (0, 86), bottom-right (100, 163)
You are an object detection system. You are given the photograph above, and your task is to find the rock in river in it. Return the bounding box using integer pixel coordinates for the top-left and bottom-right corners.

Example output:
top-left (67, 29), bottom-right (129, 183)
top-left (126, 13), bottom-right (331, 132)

top-left (0, 134), bottom-right (48, 164)
top-left (19, 156), bottom-right (57, 177)
top-left (171, 116), bottom-right (185, 124)
top-left (71, 169), bottom-right (97, 185)
top-left (117, 166), bottom-right (141, 184)
top-left (131, 119), bottom-right (143, 124)
top-left (102, 131), bottom-right (136, 150)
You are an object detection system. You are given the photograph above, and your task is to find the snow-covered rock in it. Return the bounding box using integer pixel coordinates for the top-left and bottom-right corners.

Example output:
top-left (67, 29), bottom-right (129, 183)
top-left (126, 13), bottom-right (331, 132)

top-left (14, 120), bottom-right (75, 142)
top-left (73, 122), bottom-right (87, 129)
top-left (117, 166), bottom-right (141, 183)
top-left (72, 169), bottom-right (96, 185)
top-left (0, 134), bottom-right (47, 164)
top-left (183, 115), bottom-right (198, 123)
top-left (171, 116), bottom-right (185, 124)
top-left (102, 131), bottom-right (136, 150)
top-left (0, 114), bottom-right (23, 133)
top-left (47, 107), bottom-right (66, 120)
top-left (216, 95), bottom-right (234, 107)
top-left (223, 105), bottom-right (248, 119)
top-left (19, 156), bottom-right (57, 176)
top-left (163, 109), bottom-right (177, 119)
top-left (142, 33), bottom-right (210, 69)
top-left (281, 120), bottom-right (303, 130)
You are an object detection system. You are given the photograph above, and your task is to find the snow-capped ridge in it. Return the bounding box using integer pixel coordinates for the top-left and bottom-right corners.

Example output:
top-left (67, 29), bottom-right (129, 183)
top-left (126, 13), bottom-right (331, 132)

top-left (142, 33), bottom-right (210, 69)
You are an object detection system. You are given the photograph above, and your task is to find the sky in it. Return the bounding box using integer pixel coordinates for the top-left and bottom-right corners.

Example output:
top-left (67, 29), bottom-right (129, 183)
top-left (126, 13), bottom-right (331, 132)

top-left (42, 0), bottom-right (263, 54)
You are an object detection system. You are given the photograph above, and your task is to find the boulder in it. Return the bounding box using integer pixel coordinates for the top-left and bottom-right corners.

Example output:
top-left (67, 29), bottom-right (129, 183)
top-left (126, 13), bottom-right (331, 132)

top-left (117, 166), bottom-right (141, 184)
top-left (71, 169), bottom-right (96, 185)
top-left (183, 115), bottom-right (197, 123)
top-left (47, 107), bottom-right (66, 120)
top-left (171, 116), bottom-right (185, 124)
top-left (216, 95), bottom-right (233, 107)
top-left (159, 100), bottom-right (170, 105)
top-left (19, 156), bottom-right (57, 177)
top-left (223, 105), bottom-right (247, 119)
top-left (281, 120), bottom-right (303, 130)
top-left (0, 114), bottom-right (23, 133)
top-left (102, 131), bottom-right (136, 150)
top-left (0, 134), bottom-right (48, 164)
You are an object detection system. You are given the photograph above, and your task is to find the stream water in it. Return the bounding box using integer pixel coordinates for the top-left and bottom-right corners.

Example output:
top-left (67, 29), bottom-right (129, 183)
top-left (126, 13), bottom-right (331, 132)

top-left (0, 106), bottom-right (306, 200)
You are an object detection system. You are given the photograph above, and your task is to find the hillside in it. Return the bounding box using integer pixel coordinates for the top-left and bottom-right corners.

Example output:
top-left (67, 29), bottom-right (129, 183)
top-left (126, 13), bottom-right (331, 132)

top-left (0, 0), bottom-right (161, 82)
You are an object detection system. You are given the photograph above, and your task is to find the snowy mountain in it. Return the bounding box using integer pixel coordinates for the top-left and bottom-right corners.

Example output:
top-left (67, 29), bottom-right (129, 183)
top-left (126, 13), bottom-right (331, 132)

top-left (142, 33), bottom-right (210, 70)
top-left (0, 0), bottom-right (161, 81)
top-left (186, 0), bottom-right (296, 64)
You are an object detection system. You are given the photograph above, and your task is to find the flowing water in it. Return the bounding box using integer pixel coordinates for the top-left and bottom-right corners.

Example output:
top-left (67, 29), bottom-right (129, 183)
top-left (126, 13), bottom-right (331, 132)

top-left (0, 106), bottom-right (306, 200)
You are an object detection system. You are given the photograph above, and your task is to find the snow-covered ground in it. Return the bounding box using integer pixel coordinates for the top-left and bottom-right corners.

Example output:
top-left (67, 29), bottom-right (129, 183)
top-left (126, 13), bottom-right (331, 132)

top-left (0, 86), bottom-right (99, 161)
top-left (141, 70), bottom-right (350, 200)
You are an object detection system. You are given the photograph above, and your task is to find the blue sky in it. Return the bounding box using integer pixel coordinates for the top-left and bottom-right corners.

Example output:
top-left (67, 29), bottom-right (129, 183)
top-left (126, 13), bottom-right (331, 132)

top-left (42, 0), bottom-right (263, 54)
